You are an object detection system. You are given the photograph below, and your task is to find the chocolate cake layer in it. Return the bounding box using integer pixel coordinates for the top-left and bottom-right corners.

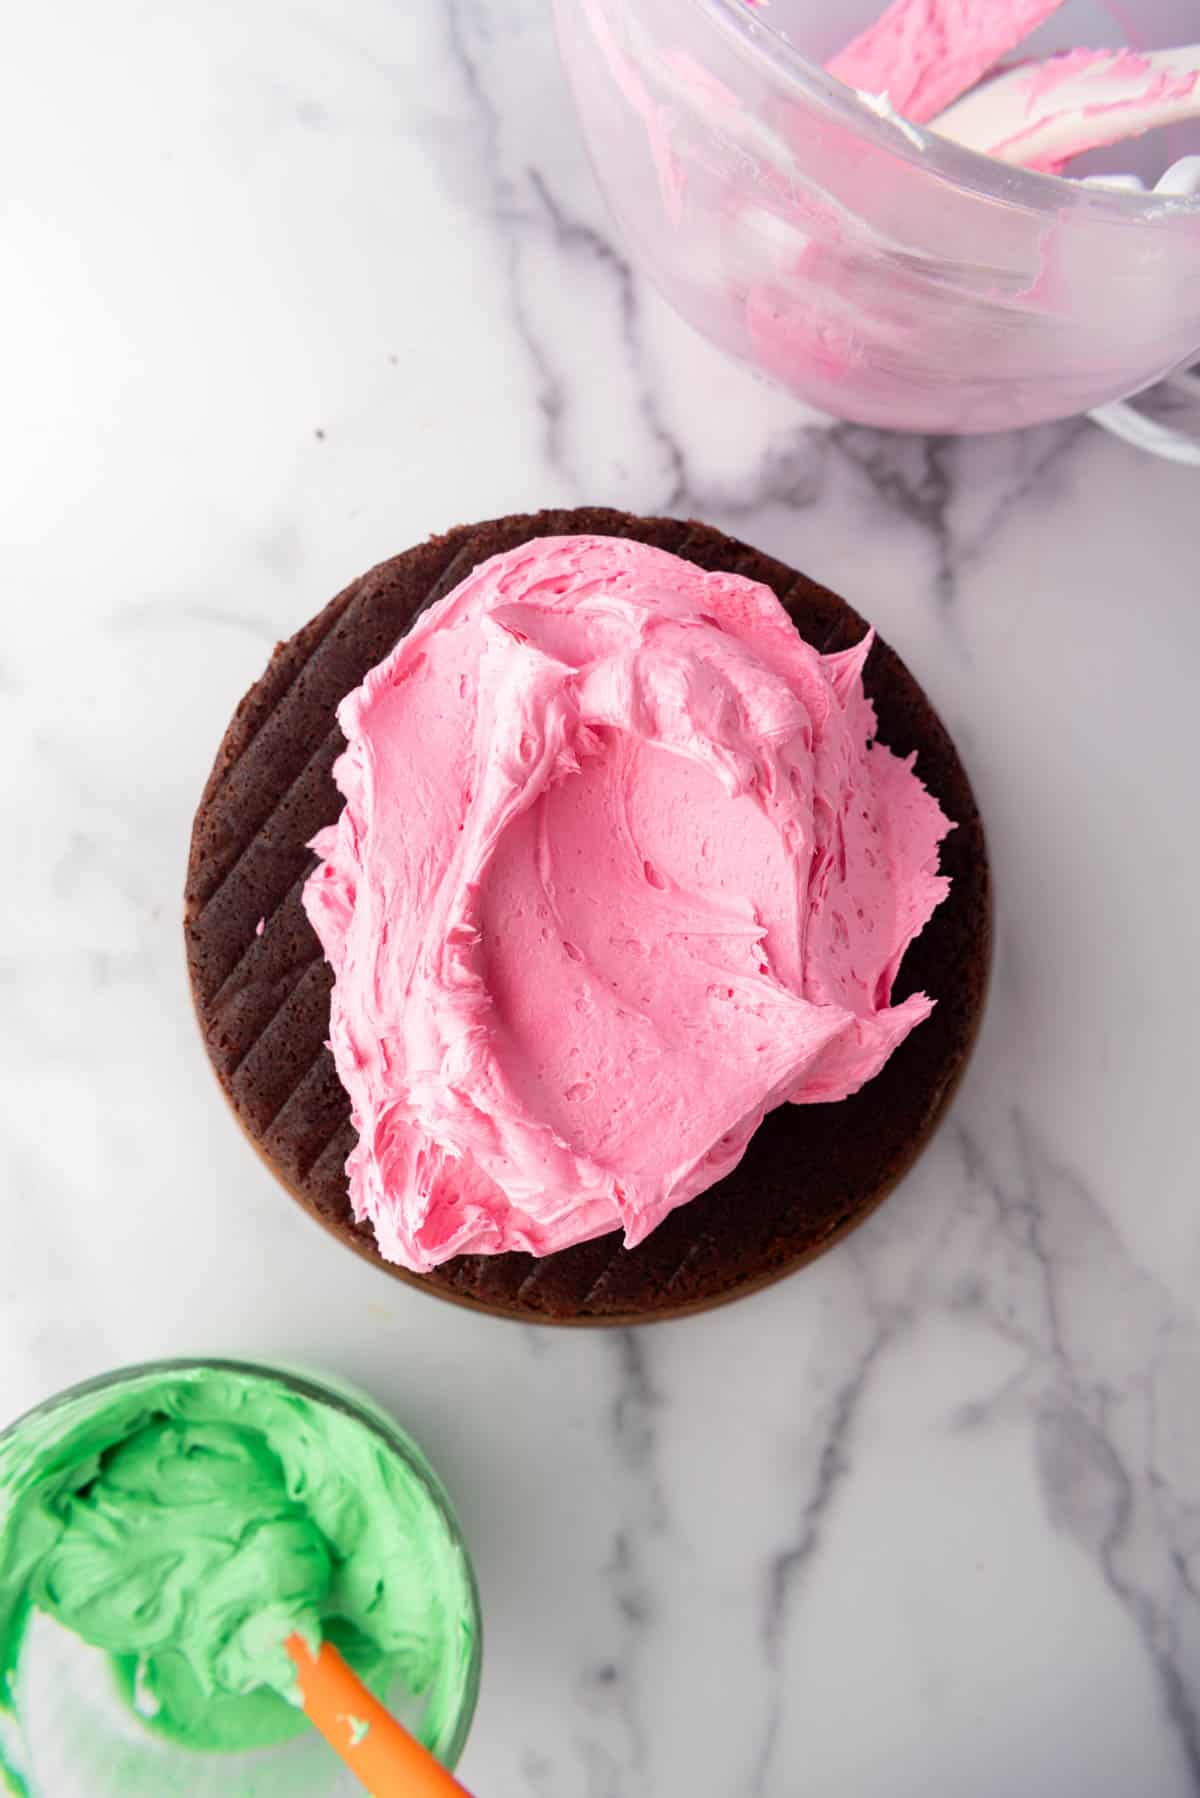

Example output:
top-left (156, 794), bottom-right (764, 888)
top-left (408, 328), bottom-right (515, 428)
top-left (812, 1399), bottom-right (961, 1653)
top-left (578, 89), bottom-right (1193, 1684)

top-left (185, 509), bottom-right (991, 1324)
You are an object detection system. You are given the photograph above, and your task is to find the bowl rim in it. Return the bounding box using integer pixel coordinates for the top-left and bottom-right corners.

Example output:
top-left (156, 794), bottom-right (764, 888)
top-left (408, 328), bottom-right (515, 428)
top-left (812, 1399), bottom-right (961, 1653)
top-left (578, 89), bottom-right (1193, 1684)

top-left (700, 0), bottom-right (1200, 218)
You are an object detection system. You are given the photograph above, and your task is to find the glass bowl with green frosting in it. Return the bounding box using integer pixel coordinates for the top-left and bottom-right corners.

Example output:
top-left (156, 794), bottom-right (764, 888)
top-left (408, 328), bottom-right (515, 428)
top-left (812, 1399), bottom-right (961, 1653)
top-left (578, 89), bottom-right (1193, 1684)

top-left (0, 1359), bottom-right (482, 1797)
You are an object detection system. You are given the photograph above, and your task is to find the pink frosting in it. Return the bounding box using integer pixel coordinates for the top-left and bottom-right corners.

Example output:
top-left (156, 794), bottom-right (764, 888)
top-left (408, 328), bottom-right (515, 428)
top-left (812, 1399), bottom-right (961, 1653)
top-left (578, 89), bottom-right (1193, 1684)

top-left (303, 537), bottom-right (952, 1273)
top-left (987, 49), bottom-right (1200, 172)
top-left (828, 0), bottom-right (1067, 124)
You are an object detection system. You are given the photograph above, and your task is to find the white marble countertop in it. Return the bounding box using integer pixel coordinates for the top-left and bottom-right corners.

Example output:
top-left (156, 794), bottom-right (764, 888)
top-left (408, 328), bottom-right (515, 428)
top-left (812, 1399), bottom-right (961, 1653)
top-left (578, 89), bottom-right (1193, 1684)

top-left (5, 4), bottom-right (1200, 1794)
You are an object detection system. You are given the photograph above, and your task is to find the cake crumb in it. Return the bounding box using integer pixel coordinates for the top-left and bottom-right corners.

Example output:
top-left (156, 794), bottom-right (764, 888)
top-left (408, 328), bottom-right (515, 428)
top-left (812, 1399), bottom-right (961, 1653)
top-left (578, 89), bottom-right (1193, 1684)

top-left (255, 917), bottom-right (265, 937)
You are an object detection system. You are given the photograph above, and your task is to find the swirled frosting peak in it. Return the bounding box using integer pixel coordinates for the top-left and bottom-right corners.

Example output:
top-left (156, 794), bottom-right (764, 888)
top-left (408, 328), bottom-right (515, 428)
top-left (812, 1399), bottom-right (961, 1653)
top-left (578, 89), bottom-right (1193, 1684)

top-left (303, 536), bottom-right (951, 1271)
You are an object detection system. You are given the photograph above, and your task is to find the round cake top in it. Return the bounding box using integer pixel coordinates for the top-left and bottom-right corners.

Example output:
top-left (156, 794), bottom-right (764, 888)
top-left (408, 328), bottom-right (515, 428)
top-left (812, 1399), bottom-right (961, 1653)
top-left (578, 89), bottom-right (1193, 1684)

top-left (185, 509), bottom-right (991, 1324)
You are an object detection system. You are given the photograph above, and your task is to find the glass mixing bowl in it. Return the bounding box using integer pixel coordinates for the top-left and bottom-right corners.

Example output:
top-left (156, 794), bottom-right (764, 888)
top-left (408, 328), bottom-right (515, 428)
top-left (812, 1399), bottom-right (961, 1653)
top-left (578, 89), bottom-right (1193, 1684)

top-left (0, 1360), bottom-right (482, 1798)
top-left (553, 0), bottom-right (1200, 446)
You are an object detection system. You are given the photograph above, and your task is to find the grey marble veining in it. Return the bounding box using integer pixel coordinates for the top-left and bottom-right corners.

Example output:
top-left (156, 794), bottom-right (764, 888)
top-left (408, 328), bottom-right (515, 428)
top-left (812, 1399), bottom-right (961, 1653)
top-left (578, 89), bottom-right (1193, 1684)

top-left (3, 2), bottom-right (1200, 1794)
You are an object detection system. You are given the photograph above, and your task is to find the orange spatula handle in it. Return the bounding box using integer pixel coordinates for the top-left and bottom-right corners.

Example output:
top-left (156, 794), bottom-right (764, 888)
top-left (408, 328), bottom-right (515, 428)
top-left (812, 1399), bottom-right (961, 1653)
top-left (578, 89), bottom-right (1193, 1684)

top-left (286, 1634), bottom-right (473, 1798)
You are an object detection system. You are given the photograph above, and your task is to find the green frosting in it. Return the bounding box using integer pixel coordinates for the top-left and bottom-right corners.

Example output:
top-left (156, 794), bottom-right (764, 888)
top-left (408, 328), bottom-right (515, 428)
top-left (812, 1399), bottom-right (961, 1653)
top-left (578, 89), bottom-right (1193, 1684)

top-left (0, 1364), bottom-right (478, 1781)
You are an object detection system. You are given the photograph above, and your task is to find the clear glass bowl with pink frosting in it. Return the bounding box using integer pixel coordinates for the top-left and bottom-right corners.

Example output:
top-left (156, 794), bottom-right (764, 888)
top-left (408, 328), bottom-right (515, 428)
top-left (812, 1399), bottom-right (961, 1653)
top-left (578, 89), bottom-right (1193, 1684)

top-left (552, 0), bottom-right (1200, 448)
